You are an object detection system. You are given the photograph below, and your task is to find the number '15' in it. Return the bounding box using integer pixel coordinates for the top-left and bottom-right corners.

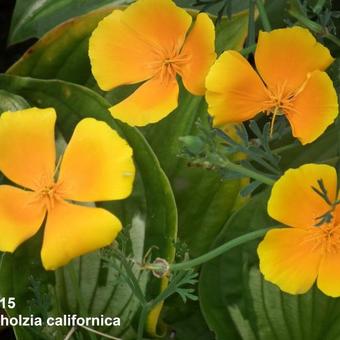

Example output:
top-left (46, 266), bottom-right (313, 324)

top-left (0, 297), bottom-right (15, 309)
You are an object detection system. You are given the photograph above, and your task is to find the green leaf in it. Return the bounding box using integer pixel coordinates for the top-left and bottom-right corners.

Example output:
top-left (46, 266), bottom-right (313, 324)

top-left (8, 0), bottom-right (130, 45)
top-left (0, 74), bottom-right (178, 338)
top-left (278, 124), bottom-right (339, 170)
top-left (163, 298), bottom-right (215, 340)
top-left (248, 266), bottom-right (340, 340)
top-left (199, 191), bottom-right (271, 340)
top-left (0, 90), bottom-right (30, 112)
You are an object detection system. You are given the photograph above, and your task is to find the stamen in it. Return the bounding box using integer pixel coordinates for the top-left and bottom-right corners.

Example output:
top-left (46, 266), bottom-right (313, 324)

top-left (301, 224), bottom-right (340, 254)
top-left (148, 43), bottom-right (191, 85)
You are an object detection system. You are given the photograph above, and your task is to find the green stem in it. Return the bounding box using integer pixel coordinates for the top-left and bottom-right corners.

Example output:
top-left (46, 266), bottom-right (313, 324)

top-left (247, 0), bottom-right (256, 47)
top-left (117, 254), bottom-right (147, 305)
top-left (241, 43), bottom-right (256, 56)
top-left (68, 264), bottom-right (96, 340)
top-left (313, 0), bottom-right (327, 14)
top-left (324, 33), bottom-right (340, 48)
top-left (272, 141), bottom-right (299, 154)
top-left (221, 158), bottom-right (275, 185)
top-left (320, 156), bottom-right (340, 165)
top-left (288, 9), bottom-right (323, 33)
top-left (256, 0), bottom-right (271, 31)
top-left (170, 228), bottom-right (270, 271)
top-left (137, 303), bottom-right (151, 340)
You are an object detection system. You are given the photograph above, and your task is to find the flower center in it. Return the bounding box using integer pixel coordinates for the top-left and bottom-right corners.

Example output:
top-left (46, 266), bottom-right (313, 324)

top-left (31, 179), bottom-right (65, 211)
top-left (305, 224), bottom-right (340, 254)
top-left (262, 79), bottom-right (308, 135)
top-left (149, 44), bottom-right (191, 84)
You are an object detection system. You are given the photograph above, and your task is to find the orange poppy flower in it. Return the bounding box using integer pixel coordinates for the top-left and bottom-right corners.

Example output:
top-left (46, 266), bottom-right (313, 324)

top-left (206, 27), bottom-right (338, 144)
top-left (258, 163), bottom-right (340, 297)
top-left (89, 0), bottom-right (216, 126)
top-left (0, 107), bottom-right (135, 270)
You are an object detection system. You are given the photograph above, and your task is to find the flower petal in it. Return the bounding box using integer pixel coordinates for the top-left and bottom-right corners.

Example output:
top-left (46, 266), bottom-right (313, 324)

top-left (58, 118), bottom-right (135, 202)
top-left (0, 107), bottom-right (56, 190)
top-left (179, 13), bottom-right (216, 95)
top-left (285, 70), bottom-right (338, 145)
top-left (41, 201), bottom-right (121, 270)
top-left (317, 252), bottom-right (340, 297)
top-left (205, 51), bottom-right (268, 126)
top-left (89, 10), bottom-right (157, 91)
top-left (268, 164), bottom-right (337, 228)
top-left (122, 0), bottom-right (192, 52)
top-left (255, 27), bottom-right (334, 92)
top-left (0, 185), bottom-right (45, 252)
top-left (109, 77), bottom-right (179, 126)
top-left (258, 228), bottom-right (321, 294)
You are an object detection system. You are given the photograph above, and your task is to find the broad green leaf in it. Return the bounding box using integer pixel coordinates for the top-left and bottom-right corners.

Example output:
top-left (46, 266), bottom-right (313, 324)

top-left (278, 124), bottom-right (339, 170)
top-left (163, 298), bottom-right (215, 340)
top-left (0, 90), bottom-right (30, 112)
top-left (247, 267), bottom-right (340, 340)
top-left (199, 191), bottom-right (271, 340)
top-left (7, 2), bottom-right (250, 260)
top-left (8, 0), bottom-right (130, 45)
top-left (0, 74), bottom-right (178, 338)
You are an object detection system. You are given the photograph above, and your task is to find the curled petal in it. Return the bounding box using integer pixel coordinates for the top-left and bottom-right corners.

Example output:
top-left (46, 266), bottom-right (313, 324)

top-left (0, 185), bottom-right (45, 252)
top-left (0, 107), bottom-right (56, 190)
top-left (255, 27), bottom-right (334, 93)
top-left (205, 51), bottom-right (268, 126)
top-left (179, 13), bottom-right (216, 95)
top-left (258, 228), bottom-right (321, 294)
top-left (41, 201), bottom-right (121, 270)
top-left (122, 0), bottom-right (192, 52)
top-left (58, 118), bottom-right (135, 202)
top-left (285, 70), bottom-right (338, 145)
top-left (89, 10), bottom-right (157, 90)
top-left (109, 77), bottom-right (179, 126)
top-left (268, 164), bottom-right (337, 228)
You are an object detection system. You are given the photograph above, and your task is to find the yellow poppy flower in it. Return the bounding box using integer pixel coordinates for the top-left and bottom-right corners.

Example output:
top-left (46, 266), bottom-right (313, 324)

top-left (206, 27), bottom-right (338, 145)
top-left (89, 0), bottom-right (216, 126)
top-left (0, 107), bottom-right (135, 270)
top-left (257, 163), bottom-right (340, 297)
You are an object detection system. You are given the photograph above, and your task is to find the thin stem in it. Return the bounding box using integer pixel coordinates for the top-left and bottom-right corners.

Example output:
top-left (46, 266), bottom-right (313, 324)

top-left (313, 0), bottom-right (327, 14)
top-left (80, 325), bottom-right (122, 340)
top-left (256, 0), bottom-right (271, 31)
top-left (137, 303), bottom-right (151, 340)
top-left (288, 9), bottom-right (324, 33)
top-left (272, 141), bottom-right (299, 154)
top-left (0, 253), bottom-right (5, 274)
top-left (241, 43), bottom-right (256, 56)
top-left (247, 0), bottom-right (256, 46)
top-left (68, 264), bottom-right (96, 340)
top-left (115, 252), bottom-right (147, 305)
top-left (64, 326), bottom-right (77, 340)
top-left (324, 33), bottom-right (340, 47)
top-left (221, 158), bottom-right (275, 185)
top-left (320, 156), bottom-right (340, 165)
top-left (170, 228), bottom-right (271, 271)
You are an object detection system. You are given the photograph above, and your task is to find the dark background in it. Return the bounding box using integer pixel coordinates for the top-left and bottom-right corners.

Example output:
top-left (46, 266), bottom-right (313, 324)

top-left (1, 1), bottom-right (21, 338)
top-left (0, 0), bottom-right (35, 73)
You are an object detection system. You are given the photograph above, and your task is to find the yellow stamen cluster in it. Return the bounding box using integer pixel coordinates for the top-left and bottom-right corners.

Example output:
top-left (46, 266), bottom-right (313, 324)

top-left (263, 79), bottom-right (309, 134)
top-left (305, 224), bottom-right (340, 254)
top-left (149, 44), bottom-right (191, 84)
